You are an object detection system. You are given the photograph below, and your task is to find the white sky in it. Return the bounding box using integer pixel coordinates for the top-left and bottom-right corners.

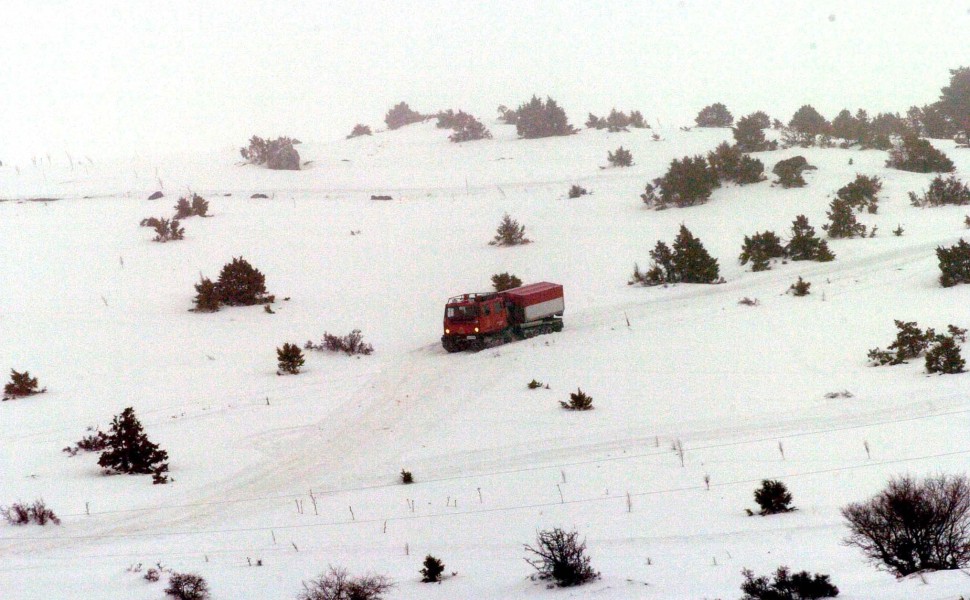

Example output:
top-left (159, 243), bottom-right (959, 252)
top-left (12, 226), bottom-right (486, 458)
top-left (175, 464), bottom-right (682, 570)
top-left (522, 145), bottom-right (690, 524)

top-left (1, 0), bottom-right (968, 161)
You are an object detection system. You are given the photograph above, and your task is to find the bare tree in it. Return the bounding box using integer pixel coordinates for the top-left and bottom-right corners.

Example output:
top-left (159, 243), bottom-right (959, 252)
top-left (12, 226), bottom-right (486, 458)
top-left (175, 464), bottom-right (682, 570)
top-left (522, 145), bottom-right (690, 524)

top-left (524, 527), bottom-right (599, 587)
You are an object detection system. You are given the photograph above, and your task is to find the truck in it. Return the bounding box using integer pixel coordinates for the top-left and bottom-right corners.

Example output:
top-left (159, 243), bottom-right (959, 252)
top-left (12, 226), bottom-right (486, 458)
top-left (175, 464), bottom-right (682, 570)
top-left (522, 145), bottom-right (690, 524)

top-left (441, 282), bottom-right (564, 352)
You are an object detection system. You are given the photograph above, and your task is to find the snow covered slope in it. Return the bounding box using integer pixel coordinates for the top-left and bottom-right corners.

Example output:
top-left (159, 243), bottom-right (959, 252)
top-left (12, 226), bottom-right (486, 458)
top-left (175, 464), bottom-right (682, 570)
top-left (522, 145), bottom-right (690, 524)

top-left (2, 121), bottom-right (969, 599)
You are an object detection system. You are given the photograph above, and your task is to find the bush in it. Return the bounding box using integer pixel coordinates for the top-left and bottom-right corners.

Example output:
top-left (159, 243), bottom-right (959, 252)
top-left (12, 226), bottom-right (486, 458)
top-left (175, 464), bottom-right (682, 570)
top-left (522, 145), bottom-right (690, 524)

top-left (754, 480), bottom-right (794, 515)
top-left (277, 343), bottom-right (305, 375)
top-left (707, 142), bottom-right (765, 185)
top-left (938, 239), bottom-right (970, 287)
top-left (1, 499), bottom-right (60, 526)
top-left (739, 231), bottom-right (785, 272)
top-left (733, 113), bottom-right (778, 152)
top-left (631, 225), bottom-right (720, 285)
top-left (511, 96), bottom-right (576, 139)
top-left (772, 156), bottom-right (814, 188)
top-left (174, 194), bottom-right (209, 219)
top-left (151, 218), bottom-right (184, 243)
top-left (789, 277), bottom-right (811, 296)
top-left (567, 185), bottom-right (588, 198)
top-left (832, 108), bottom-right (864, 143)
top-left (939, 66), bottom-right (970, 143)
top-left (346, 124), bottom-right (372, 139)
top-left (215, 257), bottom-right (271, 306)
top-left (886, 135), bottom-right (955, 173)
top-left (560, 388), bottom-right (593, 411)
top-left (925, 335), bottom-right (966, 374)
top-left (607, 146), bottom-right (633, 167)
top-left (909, 175), bottom-right (970, 207)
top-left (695, 103), bottom-right (733, 127)
top-left (491, 272), bottom-right (522, 292)
top-left (400, 469), bottom-right (413, 484)
top-left (305, 330), bottom-right (374, 356)
top-left (740, 567), bottom-right (839, 600)
top-left (490, 213), bottom-right (531, 246)
top-left (524, 527), bottom-right (599, 587)
top-left (867, 320), bottom-right (966, 370)
top-left (641, 155), bottom-right (720, 209)
top-left (63, 429), bottom-right (108, 456)
top-left (786, 105), bottom-right (831, 145)
top-left (837, 175), bottom-right (882, 213)
top-left (298, 566), bottom-right (393, 600)
top-left (165, 572), bottom-right (210, 600)
top-left (3, 369), bottom-right (45, 399)
top-left (527, 379), bottom-right (544, 389)
top-left (97, 407), bottom-right (169, 477)
top-left (384, 102), bottom-right (426, 130)
top-left (420, 556), bottom-right (444, 583)
top-left (822, 199), bottom-right (869, 239)
top-left (448, 111), bottom-right (491, 143)
top-left (241, 136), bottom-right (301, 170)
top-left (842, 474), bottom-right (970, 576)
top-left (785, 215), bottom-right (835, 262)
top-left (192, 277), bottom-right (220, 313)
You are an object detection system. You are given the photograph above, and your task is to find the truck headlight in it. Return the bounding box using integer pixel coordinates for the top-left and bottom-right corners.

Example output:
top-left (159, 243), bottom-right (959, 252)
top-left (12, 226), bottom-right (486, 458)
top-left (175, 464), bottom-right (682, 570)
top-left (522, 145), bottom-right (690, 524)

top-left (474, 327), bottom-right (479, 333)
top-left (445, 328), bottom-right (450, 334)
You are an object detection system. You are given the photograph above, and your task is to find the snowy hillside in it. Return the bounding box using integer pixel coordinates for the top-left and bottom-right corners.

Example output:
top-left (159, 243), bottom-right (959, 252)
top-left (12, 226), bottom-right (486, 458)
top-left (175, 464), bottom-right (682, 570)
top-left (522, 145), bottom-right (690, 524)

top-left (2, 121), bottom-right (970, 599)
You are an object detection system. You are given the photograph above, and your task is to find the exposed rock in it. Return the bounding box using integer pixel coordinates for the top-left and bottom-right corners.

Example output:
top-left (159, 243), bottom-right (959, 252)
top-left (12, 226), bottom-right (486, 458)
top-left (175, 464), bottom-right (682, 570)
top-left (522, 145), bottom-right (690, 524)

top-left (148, 191), bottom-right (164, 200)
top-left (251, 193), bottom-right (269, 199)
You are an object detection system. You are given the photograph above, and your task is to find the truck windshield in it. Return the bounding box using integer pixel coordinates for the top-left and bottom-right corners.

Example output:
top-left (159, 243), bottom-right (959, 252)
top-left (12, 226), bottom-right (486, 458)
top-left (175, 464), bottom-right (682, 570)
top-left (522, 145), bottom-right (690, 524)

top-left (446, 305), bottom-right (477, 320)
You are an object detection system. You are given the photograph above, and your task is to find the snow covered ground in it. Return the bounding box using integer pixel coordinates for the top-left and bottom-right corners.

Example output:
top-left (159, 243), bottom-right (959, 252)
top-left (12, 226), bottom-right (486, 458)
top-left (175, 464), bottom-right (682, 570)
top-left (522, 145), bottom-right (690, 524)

top-left (2, 121), bottom-right (970, 599)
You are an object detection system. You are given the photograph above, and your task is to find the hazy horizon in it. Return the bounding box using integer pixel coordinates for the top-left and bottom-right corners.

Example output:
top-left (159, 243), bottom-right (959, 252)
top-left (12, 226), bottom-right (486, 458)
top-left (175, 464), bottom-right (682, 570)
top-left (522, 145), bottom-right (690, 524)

top-left (1, 0), bottom-right (968, 162)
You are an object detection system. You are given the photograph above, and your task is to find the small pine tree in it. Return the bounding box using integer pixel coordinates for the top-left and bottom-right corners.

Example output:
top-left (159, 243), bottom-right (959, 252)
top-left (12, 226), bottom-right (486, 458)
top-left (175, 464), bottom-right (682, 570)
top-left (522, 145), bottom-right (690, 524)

top-left (785, 215), bottom-right (835, 262)
top-left (886, 135), bottom-right (956, 173)
top-left (937, 238), bottom-right (970, 287)
top-left (607, 146), bottom-right (633, 167)
top-left (420, 555), bottom-right (445, 583)
top-left (837, 175), bottom-right (882, 213)
top-left (215, 257), bottom-right (270, 305)
top-left (789, 277), bottom-right (811, 296)
top-left (190, 194), bottom-right (209, 217)
top-left (448, 111), bottom-right (492, 143)
top-left (491, 272), bottom-right (522, 291)
top-left (400, 469), bottom-right (413, 484)
top-left (193, 276), bottom-right (220, 312)
top-left (786, 105), bottom-right (831, 145)
top-left (347, 124), bottom-right (372, 139)
top-left (152, 218), bottom-right (184, 242)
top-left (567, 185), bottom-right (588, 198)
top-left (512, 96), bottom-right (576, 139)
top-left (384, 102), bottom-right (426, 130)
top-left (560, 388), bottom-right (594, 411)
top-left (909, 175), bottom-right (970, 207)
top-left (733, 113), bottom-right (777, 152)
top-left (739, 231), bottom-right (785, 272)
top-left (740, 567), bottom-right (839, 600)
top-left (823, 199), bottom-right (868, 238)
top-left (772, 157), bottom-right (812, 188)
top-left (695, 103), bottom-right (734, 127)
top-left (925, 335), bottom-right (966, 374)
top-left (3, 370), bottom-right (45, 399)
top-left (490, 214), bottom-right (530, 246)
top-left (641, 155), bottom-right (720, 209)
top-left (277, 343), bottom-right (305, 375)
top-left (754, 480), bottom-right (794, 515)
top-left (97, 407), bottom-right (169, 476)
top-left (707, 142), bottom-right (765, 184)
top-left (174, 197), bottom-right (193, 219)
top-left (672, 225), bottom-right (720, 283)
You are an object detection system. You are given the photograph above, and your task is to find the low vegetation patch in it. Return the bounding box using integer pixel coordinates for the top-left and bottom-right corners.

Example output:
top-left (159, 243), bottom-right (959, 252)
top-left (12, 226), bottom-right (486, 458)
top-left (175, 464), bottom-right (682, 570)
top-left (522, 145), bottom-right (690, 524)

top-left (298, 566), bottom-right (393, 600)
top-left (937, 239), bottom-right (970, 287)
top-left (305, 330), bottom-right (374, 356)
top-left (631, 225), bottom-right (720, 285)
top-left (524, 527), bottom-right (599, 587)
top-left (867, 320), bottom-right (966, 373)
top-left (3, 369), bottom-right (46, 400)
top-left (836, 174), bottom-right (881, 213)
top-left (886, 135), bottom-right (955, 173)
top-left (491, 272), bottom-right (522, 291)
top-left (165, 572), bottom-right (210, 600)
top-left (740, 567), bottom-right (839, 600)
top-left (909, 175), bottom-right (970, 207)
top-left (560, 388), bottom-right (593, 411)
top-left (1, 499), bottom-right (60, 526)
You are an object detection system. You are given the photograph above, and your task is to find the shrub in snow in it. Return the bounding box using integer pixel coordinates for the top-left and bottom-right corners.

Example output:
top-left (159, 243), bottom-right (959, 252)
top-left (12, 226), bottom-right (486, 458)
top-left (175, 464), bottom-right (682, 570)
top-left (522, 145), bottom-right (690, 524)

top-left (739, 231), bottom-right (785, 272)
top-left (527, 379), bottom-right (545, 389)
top-left (607, 146), bottom-right (633, 167)
top-left (490, 213), bottom-right (531, 246)
top-left (1, 499), bottom-right (60, 526)
top-left (823, 199), bottom-right (869, 239)
top-left (98, 407), bottom-right (169, 477)
top-left (420, 555), bottom-right (445, 583)
top-left (400, 469), bottom-right (413, 484)
top-left (305, 330), bottom-right (374, 356)
top-left (925, 334), bottom-right (966, 374)
top-left (560, 388), bottom-right (593, 411)
top-left (510, 95), bottom-right (576, 139)
top-left (939, 67), bottom-right (970, 143)
top-left (165, 572), bottom-right (210, 600)
top-left (886, 135), bottom-right (955, 173)
top-left (867, 320), bottom-right (966, 369)
top-left (63, 428), bottom-right (108, 456)
top-left (753, 480), bottom-right (794, 515)
top-left (241, 136), bottom-right (301, 170)
top-left (192, 277), bottom-right (220, 312)
top-left (836, 175), bottom-right (881, 214)
top-left (151, 218), bottom-right (184, 243)
top-left (346, 124), bottom-right (372, 139)
top-left (214, 257), bottom-right (272, 306)
top-left (772, 156), bottom-right (814, 188)
top-left (298, 566), bottom-right (393, 600)
top-left (789, 277), bottom-right (811, 297)
top-left (524, 527), bottom-right (599, 587)
top-left (785, 105), bottom-right (831, 146)
top-left (140, 216), bottom-right (163, 229)
top-left (785, 216), bottom-right (835, 262)
top-left (707, 142), bottom-right (765, 185)
top-left (567, 184), bottom-right (588, 198)
top-left (277, 343), bottom-right (305, 375)
top-left (842, 474), bottom-right (970, 576)
top-left (2, 369), bottom-right (45, 400)
top-left (641, 155), bottom-right (720, 209)
top-left (695, 103), bottom-right (734, 127)
top-left (909, 175), bottom-right (970, 207)
top-left (937, 239), bottom-right (970, 287)
top-left (448, 111), bottom-right (491, 143)
top-left (174, 194), bottom-right (209, 219)
top-left (832, 108), bottom-right (864, 143)
top-left (631, 225), bottom-right (721, 285)
top-left (384, 102), bottom-right (426, 130)
top-left (733, 113), bottom-right (778, 152)
top-left (435, 109), bottom-right (460, 129)
top-left (740, 567), bottom-right (839, 600)
top-left (491, 272), bottom-right (522, 292)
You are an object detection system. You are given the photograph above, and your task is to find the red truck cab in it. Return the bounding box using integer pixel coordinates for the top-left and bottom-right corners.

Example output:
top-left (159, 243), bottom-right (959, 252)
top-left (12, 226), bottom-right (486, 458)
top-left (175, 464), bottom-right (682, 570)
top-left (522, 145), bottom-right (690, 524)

top-left (442, 283), bottom-right (564, 352)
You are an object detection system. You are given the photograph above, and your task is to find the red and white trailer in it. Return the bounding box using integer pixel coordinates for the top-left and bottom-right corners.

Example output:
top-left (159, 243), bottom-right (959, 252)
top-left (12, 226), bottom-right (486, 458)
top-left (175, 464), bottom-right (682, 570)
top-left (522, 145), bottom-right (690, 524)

top-left (441, 282), bottom-right (564, 352)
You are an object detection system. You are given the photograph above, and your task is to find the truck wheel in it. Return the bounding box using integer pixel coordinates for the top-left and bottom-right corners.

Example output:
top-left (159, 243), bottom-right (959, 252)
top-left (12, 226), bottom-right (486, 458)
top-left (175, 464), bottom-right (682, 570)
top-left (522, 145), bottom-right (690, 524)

top-left (442, 338), bottom-right (463, 353)
top-left (469, 338), bottom-right (486, 352)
